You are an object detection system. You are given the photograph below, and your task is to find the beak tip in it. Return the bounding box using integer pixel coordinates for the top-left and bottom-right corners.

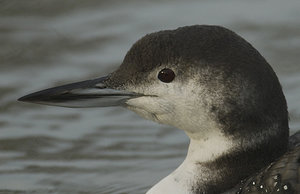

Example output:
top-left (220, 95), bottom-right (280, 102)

top-left (18, 96), bottom-right (24, 102)
top-left (18, 92), bottom-right (44, 103)
top-left (18, 94), bottom-right (33, 102)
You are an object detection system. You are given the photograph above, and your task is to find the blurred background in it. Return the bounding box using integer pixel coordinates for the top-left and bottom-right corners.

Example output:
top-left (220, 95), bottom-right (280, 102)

top-left (0, 0), bottom-right (300, 193)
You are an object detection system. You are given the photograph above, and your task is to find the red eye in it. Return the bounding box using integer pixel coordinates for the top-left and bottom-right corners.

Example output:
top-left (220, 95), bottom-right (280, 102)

top-left (158, 68), bottom-right (175, 83)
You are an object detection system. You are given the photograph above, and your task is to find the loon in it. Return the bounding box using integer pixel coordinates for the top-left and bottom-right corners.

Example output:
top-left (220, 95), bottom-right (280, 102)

top-left (19, 25), bottom-right (300, 194)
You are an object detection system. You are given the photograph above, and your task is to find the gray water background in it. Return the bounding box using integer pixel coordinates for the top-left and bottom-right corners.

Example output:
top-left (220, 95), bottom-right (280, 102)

top-left (1, 0), bottom-right (300, 193)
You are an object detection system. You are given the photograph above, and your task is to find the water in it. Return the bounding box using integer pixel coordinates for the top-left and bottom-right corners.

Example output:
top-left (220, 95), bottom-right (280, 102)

top-left (1, 0), bottom-right (300, 193)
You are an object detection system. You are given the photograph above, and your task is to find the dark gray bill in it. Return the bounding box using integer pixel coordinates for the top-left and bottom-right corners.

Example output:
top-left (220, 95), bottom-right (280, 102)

top-left (18, 76), bottom-right (140, 108)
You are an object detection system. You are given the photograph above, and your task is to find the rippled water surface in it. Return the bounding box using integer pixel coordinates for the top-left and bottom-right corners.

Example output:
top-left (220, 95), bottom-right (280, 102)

top-left (1, 0), bottom-right (300, 193)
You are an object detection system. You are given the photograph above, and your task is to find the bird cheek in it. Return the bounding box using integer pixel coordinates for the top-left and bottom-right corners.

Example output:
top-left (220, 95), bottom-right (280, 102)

top-left (125, 97), bottom-right (173, 121)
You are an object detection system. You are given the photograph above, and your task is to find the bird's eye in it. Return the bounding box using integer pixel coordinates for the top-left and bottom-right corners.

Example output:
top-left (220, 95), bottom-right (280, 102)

top-left (158, 68), bottom-right (175, 83)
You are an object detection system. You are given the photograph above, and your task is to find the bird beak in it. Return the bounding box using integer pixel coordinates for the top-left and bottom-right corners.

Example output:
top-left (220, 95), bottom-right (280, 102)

top-left (18, 76), bottom-right (140, 108)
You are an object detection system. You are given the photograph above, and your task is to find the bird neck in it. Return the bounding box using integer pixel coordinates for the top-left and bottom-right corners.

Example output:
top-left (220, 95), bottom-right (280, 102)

top-left (147, 132), bottom-right (237, 194)
top-left (185, 132), bottom-right (234, 162)
top-left (147, 129), bottom-right (286, 194)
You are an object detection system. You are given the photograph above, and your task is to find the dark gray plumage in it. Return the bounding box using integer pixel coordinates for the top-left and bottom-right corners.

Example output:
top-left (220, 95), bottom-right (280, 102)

top-left (234, 132), bottom-right (300, 194)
